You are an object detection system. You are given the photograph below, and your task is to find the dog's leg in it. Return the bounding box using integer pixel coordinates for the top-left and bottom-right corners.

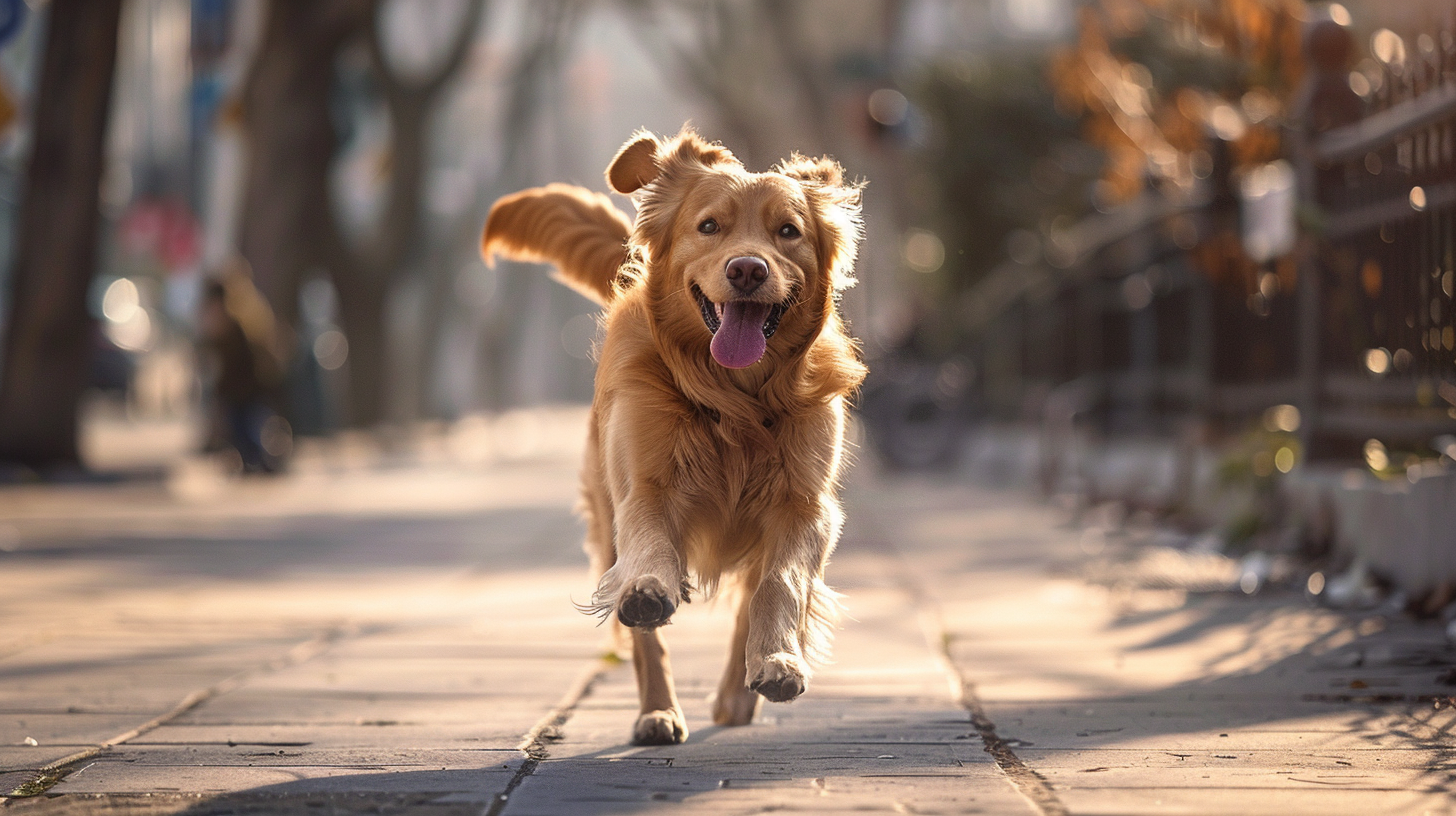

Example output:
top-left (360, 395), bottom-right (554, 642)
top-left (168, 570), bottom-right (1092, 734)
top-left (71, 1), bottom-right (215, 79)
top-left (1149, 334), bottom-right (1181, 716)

top-left (711, 582), bottom-right (762, 726)
top-left (744, 496), bottom-right (843, 704)
top-left (593, 489), bottom-right (686, 629)
top-left (630, 625), bottom-right (688, 745)
top-left (744, 574), bottom-right (812, 703)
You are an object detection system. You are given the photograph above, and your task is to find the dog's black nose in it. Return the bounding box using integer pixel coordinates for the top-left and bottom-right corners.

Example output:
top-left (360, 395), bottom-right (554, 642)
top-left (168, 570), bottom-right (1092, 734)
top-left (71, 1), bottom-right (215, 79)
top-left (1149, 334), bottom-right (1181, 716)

top-left (725, 256), bottom-right (768, 294)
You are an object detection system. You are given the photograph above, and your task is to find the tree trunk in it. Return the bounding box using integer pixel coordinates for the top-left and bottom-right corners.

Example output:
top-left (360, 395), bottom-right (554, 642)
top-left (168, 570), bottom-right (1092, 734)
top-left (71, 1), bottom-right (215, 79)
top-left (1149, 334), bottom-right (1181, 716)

top-left (237, 1), bottom-right (369, 327)
top-left (0, 0), bottom-right (123, 471)
top-left (333, 277), bottom-right (387, 427)
top-left (324, 89), bottom-right (425, 428)
top-left (324, 0), bottom-right (483, 427)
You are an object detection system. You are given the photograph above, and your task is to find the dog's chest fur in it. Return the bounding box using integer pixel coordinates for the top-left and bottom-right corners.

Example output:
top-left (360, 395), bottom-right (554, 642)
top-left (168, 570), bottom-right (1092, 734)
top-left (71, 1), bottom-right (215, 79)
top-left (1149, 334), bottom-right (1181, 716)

top-left (665, 396), bottom-right (836, 573)
top-left (678, 404), bottom-right (788, 510)
top-left (593, 336), bottom-right (840, 571)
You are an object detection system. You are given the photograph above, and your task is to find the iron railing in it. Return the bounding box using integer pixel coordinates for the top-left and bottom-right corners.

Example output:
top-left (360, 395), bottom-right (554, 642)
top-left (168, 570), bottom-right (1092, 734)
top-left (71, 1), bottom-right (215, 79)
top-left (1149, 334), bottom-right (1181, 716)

top-left (967, 13), bottom-right (1456, 466)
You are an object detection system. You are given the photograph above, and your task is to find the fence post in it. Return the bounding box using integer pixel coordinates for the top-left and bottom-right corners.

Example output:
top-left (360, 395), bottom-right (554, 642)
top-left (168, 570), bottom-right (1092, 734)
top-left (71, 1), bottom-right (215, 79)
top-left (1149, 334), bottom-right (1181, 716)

top-left (1290, 17), bottom-right (1361, 458)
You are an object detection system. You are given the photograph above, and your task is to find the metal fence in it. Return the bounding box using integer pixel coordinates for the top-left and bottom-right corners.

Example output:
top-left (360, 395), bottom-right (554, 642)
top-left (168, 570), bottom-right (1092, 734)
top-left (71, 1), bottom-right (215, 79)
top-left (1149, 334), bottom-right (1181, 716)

top-left (1306, 20), bottom-right (1456, 455)
top-left (968, 14), bottom-right (1456, 468)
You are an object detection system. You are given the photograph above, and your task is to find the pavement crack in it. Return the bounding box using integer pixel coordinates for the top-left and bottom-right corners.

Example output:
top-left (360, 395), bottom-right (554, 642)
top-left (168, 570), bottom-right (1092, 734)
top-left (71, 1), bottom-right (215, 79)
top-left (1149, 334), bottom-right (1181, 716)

top-left (1, 623), bottom-right (359, 800)
top-left (484, 659), bottom-right (612, 816)
top-left (869, 534), bottom-right (1070, 816)
top-left (957, 673), bottom-right (1069, 816)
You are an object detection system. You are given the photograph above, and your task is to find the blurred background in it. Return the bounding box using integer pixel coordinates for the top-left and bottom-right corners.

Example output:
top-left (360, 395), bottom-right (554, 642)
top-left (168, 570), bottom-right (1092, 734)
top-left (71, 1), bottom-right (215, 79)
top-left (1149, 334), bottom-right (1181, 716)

top-left (0, 0), bottom-right (1454, 599)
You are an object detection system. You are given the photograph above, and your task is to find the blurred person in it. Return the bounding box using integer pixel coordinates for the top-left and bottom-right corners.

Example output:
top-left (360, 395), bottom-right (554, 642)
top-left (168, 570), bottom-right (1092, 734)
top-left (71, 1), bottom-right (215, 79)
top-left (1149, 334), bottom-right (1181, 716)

top-left (89, 329), bottom-right (135, 397)
top-left (197, 263), bottom-right (287, 473)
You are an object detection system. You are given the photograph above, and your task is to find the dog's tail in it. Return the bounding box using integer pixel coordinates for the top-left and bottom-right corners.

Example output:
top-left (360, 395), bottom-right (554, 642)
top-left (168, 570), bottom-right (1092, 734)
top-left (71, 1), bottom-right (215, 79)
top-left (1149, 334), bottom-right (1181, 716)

top-left (481, 183), bottom-right (633, 306)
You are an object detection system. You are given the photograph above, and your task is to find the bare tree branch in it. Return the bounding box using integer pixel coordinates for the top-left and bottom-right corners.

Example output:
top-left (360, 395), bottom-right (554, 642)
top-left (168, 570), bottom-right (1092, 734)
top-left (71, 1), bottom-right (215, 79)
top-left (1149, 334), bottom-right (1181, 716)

top-left (319, 0), bottom-right (492, 425)
top-left (366, 0), bottom-right (487, 97)
top-left (493, 0), bottom-right (581, 179)
top-left (619, 0), bottom-right (771, 163)
top-left (754, 0), bottom-right (839, 153)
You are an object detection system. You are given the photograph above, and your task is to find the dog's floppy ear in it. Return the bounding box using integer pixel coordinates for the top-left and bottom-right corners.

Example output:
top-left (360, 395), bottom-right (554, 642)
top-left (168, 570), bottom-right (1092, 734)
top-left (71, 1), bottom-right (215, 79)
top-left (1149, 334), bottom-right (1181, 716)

top-left (607, 128), bottom-right (739, 195)
top-left (777, 154), bottom-right (863, 293)
top-left (606, 131), bottom-right (661, 194)
top-left (612, 128), bottom-right (741, 257)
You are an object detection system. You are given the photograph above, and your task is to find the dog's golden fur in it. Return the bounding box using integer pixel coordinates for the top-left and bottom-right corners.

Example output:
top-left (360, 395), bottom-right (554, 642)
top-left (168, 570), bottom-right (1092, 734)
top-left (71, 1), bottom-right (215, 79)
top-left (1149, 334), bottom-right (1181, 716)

top-left (481, 127), bottom-right (866, 745)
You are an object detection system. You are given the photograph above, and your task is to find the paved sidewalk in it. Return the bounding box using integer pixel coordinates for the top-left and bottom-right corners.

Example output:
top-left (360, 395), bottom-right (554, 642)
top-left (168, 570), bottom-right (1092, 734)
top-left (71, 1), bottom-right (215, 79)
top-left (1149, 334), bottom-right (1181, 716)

top-left (856, 476), bottom-right (1456, 815)
top-left (0, 424), bottom-right (1453, 814)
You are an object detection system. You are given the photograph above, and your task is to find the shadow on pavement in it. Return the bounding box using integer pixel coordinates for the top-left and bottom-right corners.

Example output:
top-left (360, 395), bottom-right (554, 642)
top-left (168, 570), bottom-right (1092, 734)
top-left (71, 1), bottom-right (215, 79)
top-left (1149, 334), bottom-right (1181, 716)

top-left (0, 506), bottom-right (585, 584)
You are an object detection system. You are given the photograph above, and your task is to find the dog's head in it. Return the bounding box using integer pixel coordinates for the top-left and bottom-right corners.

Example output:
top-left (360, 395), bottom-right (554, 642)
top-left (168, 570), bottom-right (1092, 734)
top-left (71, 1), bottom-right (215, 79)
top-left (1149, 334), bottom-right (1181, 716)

top-left (607, 128), bottom-right (861, 370)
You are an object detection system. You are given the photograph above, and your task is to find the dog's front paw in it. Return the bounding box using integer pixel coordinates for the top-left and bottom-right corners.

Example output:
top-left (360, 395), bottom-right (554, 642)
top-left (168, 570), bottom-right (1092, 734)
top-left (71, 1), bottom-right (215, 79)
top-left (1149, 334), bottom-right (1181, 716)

top-left (631, 708), bottom-right (688, 745)
top-left (616, 575), bottom-right (678, 629)
top-left (748, 652), bottom-right (808, 703)
top-left (711, 684), bottom-right (762, 726)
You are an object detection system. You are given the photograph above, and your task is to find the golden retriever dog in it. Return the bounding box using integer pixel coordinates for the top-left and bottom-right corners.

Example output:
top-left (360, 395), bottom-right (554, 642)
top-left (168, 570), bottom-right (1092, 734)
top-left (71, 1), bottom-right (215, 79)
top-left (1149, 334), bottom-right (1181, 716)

top-left (480, 127), bottom-right (865, 745)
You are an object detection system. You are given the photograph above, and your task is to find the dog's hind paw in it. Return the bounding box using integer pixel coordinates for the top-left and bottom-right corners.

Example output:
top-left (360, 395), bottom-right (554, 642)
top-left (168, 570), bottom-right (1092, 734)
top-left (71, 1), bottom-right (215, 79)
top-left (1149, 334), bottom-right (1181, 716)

top-left (616, 575), bottom-right (677, 629)
top-left (748, 652), bottom-right (808, 703)
top-left (631, 708), bottom-right (688, 745)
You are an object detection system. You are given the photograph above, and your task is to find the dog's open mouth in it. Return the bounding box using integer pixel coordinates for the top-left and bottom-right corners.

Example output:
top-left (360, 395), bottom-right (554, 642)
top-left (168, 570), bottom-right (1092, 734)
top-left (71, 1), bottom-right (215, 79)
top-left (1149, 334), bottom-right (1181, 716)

top-left (692, 284), bottom-right (788, 369)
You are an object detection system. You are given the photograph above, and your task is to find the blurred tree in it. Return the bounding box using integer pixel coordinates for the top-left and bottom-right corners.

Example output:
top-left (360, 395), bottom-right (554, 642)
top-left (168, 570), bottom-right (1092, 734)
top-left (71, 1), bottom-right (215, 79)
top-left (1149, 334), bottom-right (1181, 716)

top-left (324, 0), bottom-right (484, 428)
top-left (907, 53), bottom-right (1093, 351)
top-left (620, 0), bottom-right (895, 172)
top-left (622, 0), bottom-right (818, 166)
top-left (909, 0), bottom-right (1309, 351)
top-left (238, 0), bottom-right (483, 429)
top-left (1041, 0), bottom-right (1308, 374)
top-left (238, 1), bottom-right (370, 339)
top-left (449, 0), bottom-right (577, 416)
top-left (1047, 0), bottom-right (1304, 208)
top-left (0, 0), bottom-right (123, 471)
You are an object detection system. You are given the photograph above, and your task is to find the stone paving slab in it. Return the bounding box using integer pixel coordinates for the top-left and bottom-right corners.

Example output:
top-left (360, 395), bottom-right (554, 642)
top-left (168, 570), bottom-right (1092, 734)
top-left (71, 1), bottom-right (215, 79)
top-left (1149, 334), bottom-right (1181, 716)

top-left (2, 792), bottom-right (495, 816)
top-left (983, 702), bottom-right (1426, 751)
top-left (1015, 745), bottom-right (1441, 777)
top-left (52, 763), bottom-right (521, 795)
top-left (78, 745), bottom-right (519, 768)
top-left (2, 714), bottom-right (154, 749)
top-left (169, 688), bottom-right (560, 731)
top-left (127, 723), bottom-right (523, 749)
top-left (1057, 785), bottom-right (1450, 816)
top-left (239, 655), bottom-right (592, 695)
top-left (0, 751), bottom-right (83, 779)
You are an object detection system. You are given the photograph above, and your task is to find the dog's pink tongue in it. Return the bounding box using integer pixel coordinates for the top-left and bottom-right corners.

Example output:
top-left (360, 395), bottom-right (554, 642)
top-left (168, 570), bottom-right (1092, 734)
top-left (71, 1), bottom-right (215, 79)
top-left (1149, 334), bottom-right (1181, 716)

top-left (710, 301), bottom-right (771, 368)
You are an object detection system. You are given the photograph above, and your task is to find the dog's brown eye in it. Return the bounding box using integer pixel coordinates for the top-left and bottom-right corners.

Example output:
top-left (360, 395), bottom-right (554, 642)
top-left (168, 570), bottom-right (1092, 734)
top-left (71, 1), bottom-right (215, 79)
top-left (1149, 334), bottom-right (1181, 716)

top-left (778, 223), bottom-right (801, 239)
top-left (698, 219), bottom-right (719, 235)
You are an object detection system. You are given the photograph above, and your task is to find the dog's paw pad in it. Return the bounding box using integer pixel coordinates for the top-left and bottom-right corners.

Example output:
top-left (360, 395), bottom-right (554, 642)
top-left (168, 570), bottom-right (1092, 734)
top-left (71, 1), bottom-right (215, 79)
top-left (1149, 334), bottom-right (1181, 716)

top-left (616, 576), bottom-right (677, 629)
top-left (631, 709), bottom-right (688, 745)
top-left (711, 686), bottom-right (762, 726)
top-left (748, 653), bottom-right (808, 703)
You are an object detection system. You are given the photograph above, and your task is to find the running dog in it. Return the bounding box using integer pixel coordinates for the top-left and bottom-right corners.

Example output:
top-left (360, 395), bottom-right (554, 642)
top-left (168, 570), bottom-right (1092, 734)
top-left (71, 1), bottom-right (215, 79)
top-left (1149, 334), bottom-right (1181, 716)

top-left (481, 127), bottom-right (866, 745)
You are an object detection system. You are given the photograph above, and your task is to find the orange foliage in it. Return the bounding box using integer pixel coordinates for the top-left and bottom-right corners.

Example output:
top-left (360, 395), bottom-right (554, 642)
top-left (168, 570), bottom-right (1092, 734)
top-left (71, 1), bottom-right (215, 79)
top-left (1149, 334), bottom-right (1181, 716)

top-left (1048, 0), bottom-right (1309, 206)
